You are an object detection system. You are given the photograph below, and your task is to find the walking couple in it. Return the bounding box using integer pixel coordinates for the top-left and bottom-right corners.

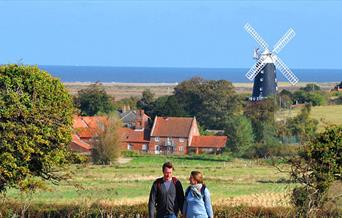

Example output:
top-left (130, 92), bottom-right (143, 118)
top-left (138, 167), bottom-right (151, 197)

top-left (148, 162), bottom-right (213, 218)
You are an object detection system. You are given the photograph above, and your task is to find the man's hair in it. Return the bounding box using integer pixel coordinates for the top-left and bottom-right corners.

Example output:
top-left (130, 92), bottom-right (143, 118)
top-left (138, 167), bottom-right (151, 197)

top-left (162, 162), bottom-right (174, 172)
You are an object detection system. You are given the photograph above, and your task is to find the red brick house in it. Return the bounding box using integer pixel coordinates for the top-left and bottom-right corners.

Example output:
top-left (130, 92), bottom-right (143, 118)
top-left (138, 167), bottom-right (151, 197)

top-left (149, 116), bottom-right (227, 154)
top-left (71, 110), bottom-right (151, 154)
top-left (120, 110), bottom-right (151, 152)
top-left (70, 113), bottom-right (226, 155)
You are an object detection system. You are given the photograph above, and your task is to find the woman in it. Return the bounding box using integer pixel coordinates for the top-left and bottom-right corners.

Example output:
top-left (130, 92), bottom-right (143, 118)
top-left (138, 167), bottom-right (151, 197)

top-left (183, 171), bottom-right (213, 218)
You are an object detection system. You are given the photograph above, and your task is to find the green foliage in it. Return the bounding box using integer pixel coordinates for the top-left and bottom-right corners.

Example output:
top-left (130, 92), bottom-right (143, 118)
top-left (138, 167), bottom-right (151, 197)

top-left (75, 82), bottom-right (114, 116)
top-left (293, 89), bottom-right (327, 106)
top-left (300, 83), bottom-right (321, 92)
top-left (278, 89), bottom-right (294, 109)
top-left (244, 98), bottom-right (278, 143)
top-left (91, 114), bottom-right (122, 165)
top-left (0, 64), bottom-right (74, 193)
top-left (114, 96), bottom-right (139, 111)
top-left (223, 115), bottom-right (254, 156)
top-left (136, 89), bottom-right (155, 115)
top-left (154, 95), bottom-right (188, 118)
top-left (290, 125), bottom-right (342, 216)
top-left (174, 77), bottom-right (241, 129)
top-left (280, 104), bottom-right (318, 143)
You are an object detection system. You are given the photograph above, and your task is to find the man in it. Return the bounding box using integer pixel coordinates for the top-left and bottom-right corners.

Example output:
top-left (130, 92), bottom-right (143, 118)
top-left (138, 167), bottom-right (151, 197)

top-left (148, 162), bottom-right (184, 218)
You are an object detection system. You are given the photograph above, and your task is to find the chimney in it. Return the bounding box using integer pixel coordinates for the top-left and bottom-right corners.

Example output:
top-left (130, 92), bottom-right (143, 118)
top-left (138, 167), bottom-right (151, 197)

top-left (135, 109), bottom-right (144, 130)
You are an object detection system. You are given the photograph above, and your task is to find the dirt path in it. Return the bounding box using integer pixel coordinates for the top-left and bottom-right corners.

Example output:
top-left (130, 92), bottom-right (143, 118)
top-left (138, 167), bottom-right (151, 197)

top-left (116, 157), bottom-right (132, 164)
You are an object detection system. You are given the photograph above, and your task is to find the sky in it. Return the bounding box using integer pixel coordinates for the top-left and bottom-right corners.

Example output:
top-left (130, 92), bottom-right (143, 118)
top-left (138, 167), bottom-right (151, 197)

top-left (0, 1), bottom-right (341, 69)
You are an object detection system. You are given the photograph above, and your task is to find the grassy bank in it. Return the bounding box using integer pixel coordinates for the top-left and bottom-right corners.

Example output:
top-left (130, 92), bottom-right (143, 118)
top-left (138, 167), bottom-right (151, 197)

top-left (276, 105), bottom-right (342, 130)
top-left (5, 155), bottom-right (293, 207)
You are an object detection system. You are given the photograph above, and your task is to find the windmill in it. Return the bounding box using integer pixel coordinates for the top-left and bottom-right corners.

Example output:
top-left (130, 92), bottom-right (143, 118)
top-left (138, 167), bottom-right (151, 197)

top-left (244, 23), bottom-right (299, 101)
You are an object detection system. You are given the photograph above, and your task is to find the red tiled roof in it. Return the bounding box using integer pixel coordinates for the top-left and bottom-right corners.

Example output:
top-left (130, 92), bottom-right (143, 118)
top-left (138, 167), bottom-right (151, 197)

top-left (76, 127), bottom-right (95, 138)
top-left (120, 128), bottom-right (150, 143)
top-left (190, 136), bottom-right (227, 148)
top-left (73, 115), bottom-right (88, 128)
top-left (151, 117), bottom-right (194, 137)
top-left (82, 116), bottom-right (108, 129)
top-left (71, 134), bottom-right (92, 151)
top-left (73, 116), bottom-right (108, 139)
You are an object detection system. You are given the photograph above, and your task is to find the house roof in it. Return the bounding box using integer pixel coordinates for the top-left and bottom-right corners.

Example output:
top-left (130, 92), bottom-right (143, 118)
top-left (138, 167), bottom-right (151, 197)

top-left (190, 136), bottom-right (227, 148)
top-left (120, 128), bottom-right (150, 143)
top-left (71, 134), bottom-right (92, 151)
top-left (151, 116), bottom-right (194, 137)
top-left (73, 116), bottom-right (108, 138)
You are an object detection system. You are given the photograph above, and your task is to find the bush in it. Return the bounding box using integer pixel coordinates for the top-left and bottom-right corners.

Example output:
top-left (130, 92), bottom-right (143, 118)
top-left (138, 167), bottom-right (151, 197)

top-left (1, 201), bottom-right (340, 218)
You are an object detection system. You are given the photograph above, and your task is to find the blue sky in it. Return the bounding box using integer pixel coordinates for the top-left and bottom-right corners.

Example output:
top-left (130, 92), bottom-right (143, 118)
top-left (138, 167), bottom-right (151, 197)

top-left (0, 1), bottom-right (341, 69)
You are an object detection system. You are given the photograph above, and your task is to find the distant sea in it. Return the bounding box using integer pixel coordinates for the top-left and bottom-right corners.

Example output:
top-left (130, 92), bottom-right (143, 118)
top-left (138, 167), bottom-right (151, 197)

top-left (39, 65), bottom-right (341, 83)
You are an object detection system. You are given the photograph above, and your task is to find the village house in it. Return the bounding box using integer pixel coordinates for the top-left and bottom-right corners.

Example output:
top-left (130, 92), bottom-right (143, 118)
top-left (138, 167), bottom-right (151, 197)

top-left (70, 110), bottom-right (151, 154)
top-left (70, 112), bottom-right (227, 155)
top-left (149, 116), bottom-right (227, 154)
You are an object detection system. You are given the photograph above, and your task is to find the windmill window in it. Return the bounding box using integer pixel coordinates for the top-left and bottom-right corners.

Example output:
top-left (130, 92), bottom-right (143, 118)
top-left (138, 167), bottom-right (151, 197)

top-left (261, 70), bottom-right (264, 74)
top-left (260, 78), bottom-right (263, 82)
top-left (260, 87), bottom-right (263, 91)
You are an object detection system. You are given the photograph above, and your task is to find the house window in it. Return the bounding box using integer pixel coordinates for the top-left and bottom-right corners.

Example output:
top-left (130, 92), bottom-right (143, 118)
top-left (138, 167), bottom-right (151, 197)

top-left (179, 138), bottom-right (185, 142)
top-left (142, 144), bottom-right (148, 151)
top-left (155, 137), bottom-right (160, 142)
top-left (127, 144), bottom-right (133, 150)
top-left (179, 146), bottom-right (184, 152)
top-left (167, 137), bottom-right (172, 145)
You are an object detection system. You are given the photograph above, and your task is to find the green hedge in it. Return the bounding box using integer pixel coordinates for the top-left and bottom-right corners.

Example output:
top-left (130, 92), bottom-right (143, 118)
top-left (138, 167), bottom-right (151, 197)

top-left (0, 202), bottom-right (340, 218)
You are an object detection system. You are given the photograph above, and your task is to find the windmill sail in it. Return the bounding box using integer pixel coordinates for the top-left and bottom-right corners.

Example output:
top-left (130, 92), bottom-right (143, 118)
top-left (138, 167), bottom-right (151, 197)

top-left (273, 55), bottom-right (299, 85)
top-left (245, 56), bottom-right (267, 80)
top-left (272, 28), bottom-right (296, 54)
top-left (244, 23), bottom-right (270, 51)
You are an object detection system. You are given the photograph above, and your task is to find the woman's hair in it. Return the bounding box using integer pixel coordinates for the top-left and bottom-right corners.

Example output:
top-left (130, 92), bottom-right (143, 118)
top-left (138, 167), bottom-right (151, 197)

top-left (191, 171), bottom-right (204, 184)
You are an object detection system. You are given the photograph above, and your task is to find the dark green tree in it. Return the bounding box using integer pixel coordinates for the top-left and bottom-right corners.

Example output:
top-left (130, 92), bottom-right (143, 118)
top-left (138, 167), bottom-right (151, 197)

top-left (285, 104), bottom-right (319, 143)
top-left (75, 82), bottom-right (114, 116)
top-left (136, 89), bottom-right (155, 116)
top-left (244, 98), bottom-right (278, 142)
top-left (0, 65), bottom-right (74, 192)
top-left (300, 83), bottom-right (321, 92)
top-left (174, 77), bottom-right (241, 129)
top-left (290, 125), bottom-right (342, 217)
top-left (223, 115), bottom-right (254, 156)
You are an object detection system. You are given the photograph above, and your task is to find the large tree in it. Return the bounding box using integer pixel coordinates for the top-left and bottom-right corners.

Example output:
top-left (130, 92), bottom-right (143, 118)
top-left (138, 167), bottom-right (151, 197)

top-left (75, 82), bottom-right (114, 116)
top-left (174, 77), bottom-right (241, 129)
top-left (0, 65), bottom-right (74, 192)
top-left (223, 115), bottom-right (254, 156)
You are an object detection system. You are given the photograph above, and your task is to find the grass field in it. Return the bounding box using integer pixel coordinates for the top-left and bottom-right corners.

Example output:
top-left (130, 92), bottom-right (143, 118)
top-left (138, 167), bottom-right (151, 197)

top-left (6, 155), bottom-right (293, 208)
top-left (276, 105), bottom-right (342, 130)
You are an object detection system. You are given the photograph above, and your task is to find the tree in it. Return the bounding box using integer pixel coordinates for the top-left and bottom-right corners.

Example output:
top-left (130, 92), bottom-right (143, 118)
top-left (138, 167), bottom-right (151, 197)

top-left (244, 98), bottom-right (278, 143)
top-left (0, 65), bottom-right (74, 192)
top-left (75, 82), bottom-right (114, 116)
top-left (136, 89), bottom-right (155, 116)
top-left (174, 77), bottom-right (241, 129)
top-left (290, 125), bottom-right (342, 217)
top-left (91, 114), bottom-right (122, 165)
top-left (300, 83), bottom-right (321, 92)
top-left (223, 115), bottom-right (254, 156)
top-left (285, 104), bottom-right (319, 143)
